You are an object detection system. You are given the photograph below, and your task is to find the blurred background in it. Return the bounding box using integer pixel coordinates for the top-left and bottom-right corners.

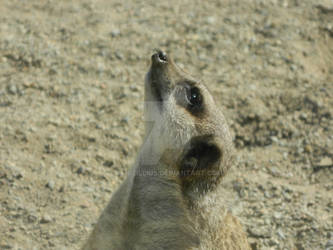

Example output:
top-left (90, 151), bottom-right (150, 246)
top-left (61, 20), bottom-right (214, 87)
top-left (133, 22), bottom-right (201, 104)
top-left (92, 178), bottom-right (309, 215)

top-left (0, 0), bottom-right (332, 249)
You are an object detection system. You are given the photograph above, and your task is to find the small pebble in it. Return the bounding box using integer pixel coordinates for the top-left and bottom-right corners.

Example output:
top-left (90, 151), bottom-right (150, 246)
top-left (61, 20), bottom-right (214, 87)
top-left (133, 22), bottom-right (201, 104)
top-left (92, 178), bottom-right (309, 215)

top-left (40, 214), bottom-right (52, 224)
top-left (7, 84), bottom-right (17, 95)
top-left (46, 180), bottom-right (55, 190)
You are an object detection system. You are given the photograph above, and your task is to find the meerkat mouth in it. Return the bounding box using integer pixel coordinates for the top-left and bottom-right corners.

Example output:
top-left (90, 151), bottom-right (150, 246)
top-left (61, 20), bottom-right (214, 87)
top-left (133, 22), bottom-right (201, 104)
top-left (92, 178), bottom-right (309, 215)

top-left (151, 79), bottom-right (163, 103)
top-left (145, 69), bottom-right (163, 105)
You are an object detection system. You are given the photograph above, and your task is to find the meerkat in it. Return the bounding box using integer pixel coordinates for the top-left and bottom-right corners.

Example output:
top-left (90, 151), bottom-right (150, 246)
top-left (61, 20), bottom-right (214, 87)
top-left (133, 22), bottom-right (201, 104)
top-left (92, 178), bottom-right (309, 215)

top-left (82, 50), bottom-right (251, 250)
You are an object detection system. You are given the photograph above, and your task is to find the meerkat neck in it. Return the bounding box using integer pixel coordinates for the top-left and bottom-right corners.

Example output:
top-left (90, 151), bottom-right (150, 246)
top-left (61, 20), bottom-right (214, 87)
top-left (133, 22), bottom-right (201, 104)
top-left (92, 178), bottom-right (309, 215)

top-left (120, 159), bottom-right (199, 249)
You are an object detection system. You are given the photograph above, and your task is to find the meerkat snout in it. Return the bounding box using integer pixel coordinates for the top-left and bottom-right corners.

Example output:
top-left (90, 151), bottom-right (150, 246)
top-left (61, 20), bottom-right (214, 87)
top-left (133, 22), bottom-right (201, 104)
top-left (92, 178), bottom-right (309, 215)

top-left (152, 49), bottom-right (168, 64)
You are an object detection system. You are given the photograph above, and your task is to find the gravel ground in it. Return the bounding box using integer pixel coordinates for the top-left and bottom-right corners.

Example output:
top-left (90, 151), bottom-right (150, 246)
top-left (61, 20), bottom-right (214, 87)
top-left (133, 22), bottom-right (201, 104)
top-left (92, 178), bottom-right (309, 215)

top-left (0, 0), bottom-right (332, 249)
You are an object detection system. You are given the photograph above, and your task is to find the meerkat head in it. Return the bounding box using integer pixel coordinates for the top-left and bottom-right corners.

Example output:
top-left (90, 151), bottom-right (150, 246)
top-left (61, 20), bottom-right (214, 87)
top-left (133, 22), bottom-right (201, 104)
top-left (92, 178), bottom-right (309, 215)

top-left (143, 50), bottom-right (233, 194)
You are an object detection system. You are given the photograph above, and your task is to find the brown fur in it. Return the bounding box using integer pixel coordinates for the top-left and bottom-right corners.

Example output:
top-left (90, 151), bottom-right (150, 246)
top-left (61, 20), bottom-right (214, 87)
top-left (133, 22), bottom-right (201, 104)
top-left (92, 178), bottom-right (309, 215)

top-left (82, 50), bottom-right (250, 250)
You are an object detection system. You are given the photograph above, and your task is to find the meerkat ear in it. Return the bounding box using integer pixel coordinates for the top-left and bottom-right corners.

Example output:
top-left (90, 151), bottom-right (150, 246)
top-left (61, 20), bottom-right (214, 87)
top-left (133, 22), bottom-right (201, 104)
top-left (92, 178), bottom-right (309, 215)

top-left (179, 135), bottom-right (222, 177)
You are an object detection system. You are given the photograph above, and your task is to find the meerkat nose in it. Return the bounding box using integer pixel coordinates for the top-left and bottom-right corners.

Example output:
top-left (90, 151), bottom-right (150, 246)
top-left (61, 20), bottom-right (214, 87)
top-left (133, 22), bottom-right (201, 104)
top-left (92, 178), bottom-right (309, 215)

top-left (152, 49), bottom-right (168, 64)
top-left (157, 50), bottom-right (167, 62)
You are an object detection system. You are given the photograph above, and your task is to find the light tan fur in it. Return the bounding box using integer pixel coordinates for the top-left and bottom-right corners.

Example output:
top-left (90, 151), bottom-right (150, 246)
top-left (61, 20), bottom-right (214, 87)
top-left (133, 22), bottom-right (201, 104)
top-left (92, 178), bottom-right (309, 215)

top-left (82, 50), bottom-right (250, 250)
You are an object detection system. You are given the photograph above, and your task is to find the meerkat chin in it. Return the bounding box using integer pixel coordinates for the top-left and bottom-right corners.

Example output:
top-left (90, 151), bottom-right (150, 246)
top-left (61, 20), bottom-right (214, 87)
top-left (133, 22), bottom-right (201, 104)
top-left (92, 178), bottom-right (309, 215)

top-left (82, 50), bottom-right (250, 250)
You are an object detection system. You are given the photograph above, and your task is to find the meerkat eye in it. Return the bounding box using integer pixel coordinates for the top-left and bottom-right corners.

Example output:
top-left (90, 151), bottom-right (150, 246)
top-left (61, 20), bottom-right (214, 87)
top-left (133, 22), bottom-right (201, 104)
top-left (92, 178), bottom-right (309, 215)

top-left (186, 87), bottom-right (202, 107)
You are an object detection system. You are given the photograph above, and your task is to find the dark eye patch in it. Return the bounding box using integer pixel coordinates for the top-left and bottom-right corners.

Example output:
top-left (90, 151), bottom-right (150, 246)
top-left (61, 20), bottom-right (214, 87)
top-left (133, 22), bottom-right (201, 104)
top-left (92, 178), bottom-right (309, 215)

top-left (185, 87), bottom-right (202, 106)
top-left (175, 82), bottom-right (205, 117)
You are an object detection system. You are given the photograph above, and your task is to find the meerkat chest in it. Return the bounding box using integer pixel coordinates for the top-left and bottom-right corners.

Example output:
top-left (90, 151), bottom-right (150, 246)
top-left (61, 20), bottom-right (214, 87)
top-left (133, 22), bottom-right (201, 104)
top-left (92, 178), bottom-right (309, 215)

top-left (189, 194), bottom-right (227, 249)
top-left (187, 190), bottom-right (249, 250)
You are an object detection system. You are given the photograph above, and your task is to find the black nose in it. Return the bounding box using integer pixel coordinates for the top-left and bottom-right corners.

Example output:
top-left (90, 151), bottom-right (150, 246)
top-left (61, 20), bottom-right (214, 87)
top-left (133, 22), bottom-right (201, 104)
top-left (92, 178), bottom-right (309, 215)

top-left (152, 49), bottom-right (168, 64)
top-left (157, 50), bottom-right (167, 62)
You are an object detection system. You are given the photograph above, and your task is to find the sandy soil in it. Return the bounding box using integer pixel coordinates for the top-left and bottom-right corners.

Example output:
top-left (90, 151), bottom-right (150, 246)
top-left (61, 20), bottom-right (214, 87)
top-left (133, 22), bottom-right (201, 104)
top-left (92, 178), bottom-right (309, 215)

top-left (0, 0), bottom-right (332, 249)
